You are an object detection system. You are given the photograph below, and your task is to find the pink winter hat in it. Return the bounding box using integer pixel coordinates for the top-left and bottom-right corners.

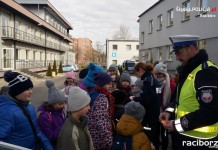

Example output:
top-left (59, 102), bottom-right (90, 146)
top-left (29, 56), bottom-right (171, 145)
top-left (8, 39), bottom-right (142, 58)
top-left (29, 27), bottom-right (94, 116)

top-left (66, 71), bottom-right (77, 79)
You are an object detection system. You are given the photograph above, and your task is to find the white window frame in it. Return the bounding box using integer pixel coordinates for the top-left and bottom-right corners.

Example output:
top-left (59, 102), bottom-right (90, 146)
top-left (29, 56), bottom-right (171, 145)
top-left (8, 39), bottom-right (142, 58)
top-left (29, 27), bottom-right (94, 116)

top-left (26, 50), bottom-right (30, 60)
top-left (183, 1), bottom-right (191, 20)
top-left (157, 15), bottom-right (162, 30)
top-left (149, 20), bottom-right (153, 34)
top-left (136, 45), bottom-right (139, 50)
top-left (198, 0), bottom-right (208, 14)
top-left (198, 40), bottom-right (206, 49)
top-left (141, 32), bottom-right (144, 44)
top-left (157, 47), bottom-right (162, 61)
top-left (126, 45), bottom-right (131, 51)
top-left (167, 45), bottom-right (173, 61)
top-left (167, 9), bottom-right (174, 26)
top-left (112, 45), bottom-right (118, 50)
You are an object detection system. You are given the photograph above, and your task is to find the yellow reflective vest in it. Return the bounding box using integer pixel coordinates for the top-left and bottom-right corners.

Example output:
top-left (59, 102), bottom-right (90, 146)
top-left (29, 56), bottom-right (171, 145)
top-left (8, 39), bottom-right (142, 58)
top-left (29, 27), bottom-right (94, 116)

top-left (176, 61), bottom-right (218, 139)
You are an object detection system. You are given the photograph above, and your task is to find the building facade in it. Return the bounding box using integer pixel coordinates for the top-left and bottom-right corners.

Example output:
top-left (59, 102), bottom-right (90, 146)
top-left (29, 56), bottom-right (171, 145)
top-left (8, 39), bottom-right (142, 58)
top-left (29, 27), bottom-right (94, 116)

top-left (72, 38), bottom-right (93, 66)
top-left (0, 0), bottom-right (73, 70)
top-left (138, 0), bottom-right (218, 71)
top-left (106, 39), bottom-right (139, 69)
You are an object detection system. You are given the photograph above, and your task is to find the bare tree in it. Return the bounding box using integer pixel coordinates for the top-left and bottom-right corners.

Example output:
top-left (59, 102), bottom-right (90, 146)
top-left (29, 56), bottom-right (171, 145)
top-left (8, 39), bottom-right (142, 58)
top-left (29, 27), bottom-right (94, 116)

top-left (112, 24), bottom-right (132, 40)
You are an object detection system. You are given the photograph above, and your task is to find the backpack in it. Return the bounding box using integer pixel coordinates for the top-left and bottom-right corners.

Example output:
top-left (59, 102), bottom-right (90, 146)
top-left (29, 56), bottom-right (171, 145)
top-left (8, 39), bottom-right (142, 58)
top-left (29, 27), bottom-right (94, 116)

top-left (111, 134), bottom-right (132, 150)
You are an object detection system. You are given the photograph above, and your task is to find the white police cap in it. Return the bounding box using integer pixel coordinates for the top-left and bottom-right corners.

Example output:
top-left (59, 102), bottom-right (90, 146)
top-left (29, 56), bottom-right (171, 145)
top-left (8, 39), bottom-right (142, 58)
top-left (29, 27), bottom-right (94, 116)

top-left (169, 35), bottom-right (199, 52)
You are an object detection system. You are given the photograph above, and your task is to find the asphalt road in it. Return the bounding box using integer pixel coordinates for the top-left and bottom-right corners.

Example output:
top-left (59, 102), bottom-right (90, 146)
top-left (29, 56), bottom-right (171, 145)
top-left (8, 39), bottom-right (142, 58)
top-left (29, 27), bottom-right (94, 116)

top-left (31, 75), bottom-right (66, 110)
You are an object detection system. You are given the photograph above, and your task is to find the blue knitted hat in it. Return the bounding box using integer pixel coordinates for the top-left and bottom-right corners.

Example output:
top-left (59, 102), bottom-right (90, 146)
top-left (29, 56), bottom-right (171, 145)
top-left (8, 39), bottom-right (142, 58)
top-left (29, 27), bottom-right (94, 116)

top-left (83, 62), bottom-right (104, 88)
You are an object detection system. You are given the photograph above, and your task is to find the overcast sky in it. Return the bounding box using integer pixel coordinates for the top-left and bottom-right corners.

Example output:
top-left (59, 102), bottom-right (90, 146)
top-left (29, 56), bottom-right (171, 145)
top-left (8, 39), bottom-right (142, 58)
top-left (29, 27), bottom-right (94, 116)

top-left (49, 0), bottom-right (158, 44)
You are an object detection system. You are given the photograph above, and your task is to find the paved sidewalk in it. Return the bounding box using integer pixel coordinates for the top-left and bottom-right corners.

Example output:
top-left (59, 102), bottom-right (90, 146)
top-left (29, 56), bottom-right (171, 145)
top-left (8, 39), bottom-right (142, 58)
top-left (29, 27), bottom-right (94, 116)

top-left (31, 74), bottom-right (66, 109)
top-left (0, 73), bottom-right (66, 110)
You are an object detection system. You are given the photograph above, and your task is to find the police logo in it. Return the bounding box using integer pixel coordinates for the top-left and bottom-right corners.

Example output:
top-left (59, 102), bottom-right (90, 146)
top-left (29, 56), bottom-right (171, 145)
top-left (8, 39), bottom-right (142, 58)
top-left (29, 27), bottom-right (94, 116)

top-left (201, 89), bottom-right (213, 103)
top-left (182, 117), bottom-right (189, 129)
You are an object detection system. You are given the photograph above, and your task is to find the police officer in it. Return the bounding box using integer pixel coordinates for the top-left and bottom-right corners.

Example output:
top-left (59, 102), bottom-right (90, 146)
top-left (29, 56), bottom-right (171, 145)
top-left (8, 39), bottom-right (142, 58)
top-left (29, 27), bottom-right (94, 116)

top-left (159, 35), bottom-right (218, 150)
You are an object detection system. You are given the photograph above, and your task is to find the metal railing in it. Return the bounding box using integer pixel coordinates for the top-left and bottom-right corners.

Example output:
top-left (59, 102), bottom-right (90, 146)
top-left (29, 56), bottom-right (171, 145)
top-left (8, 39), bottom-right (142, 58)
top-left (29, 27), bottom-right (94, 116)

top-left (0, 59), bottom-right (61, 70)
top-left (1, 26), bottom-right (69, 51)
top-left (45, 19), bottom-right (72, 38)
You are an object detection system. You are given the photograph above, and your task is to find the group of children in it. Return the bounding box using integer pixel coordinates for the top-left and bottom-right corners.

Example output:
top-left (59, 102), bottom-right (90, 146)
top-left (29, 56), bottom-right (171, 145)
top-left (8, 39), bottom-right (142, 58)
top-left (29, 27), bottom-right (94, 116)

top-left (35, 62), bottom-right (157, 150)
top-left (0, 61), bottom-right (176, 150)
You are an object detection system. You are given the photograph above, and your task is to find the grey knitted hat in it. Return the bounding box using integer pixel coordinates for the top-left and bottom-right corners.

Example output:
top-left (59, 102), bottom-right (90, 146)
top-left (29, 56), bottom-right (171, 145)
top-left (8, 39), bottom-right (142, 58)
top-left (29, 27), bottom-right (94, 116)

top-left (154, 62), bottom-right (167, 75)
top-left (125, 101), bottom-right (145, 121)
top-left (68, 86), bottom-right (90, 112)
top-left (109, 64), bottom-right (118, 71)
top-left (120, 71), bottom-right (131, 84)
top-left (45, 79), bottom-right (67, 104)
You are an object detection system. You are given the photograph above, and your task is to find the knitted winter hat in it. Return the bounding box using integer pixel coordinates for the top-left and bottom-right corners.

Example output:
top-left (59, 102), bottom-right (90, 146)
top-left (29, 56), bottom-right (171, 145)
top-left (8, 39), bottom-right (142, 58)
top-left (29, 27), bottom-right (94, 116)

top-left (120, 71), bottom-right (131, 84)
top-left (79, 68), bottom-right (88, 79)
top-left (4, 70), bottom-right (33, 97)
top-left (68, 86), bottom-right (90, 112)
top-left (83, 62), bottom-right (104, 88)
top-left (109, 64), bottom-right (118, 71)
top-left (66, 71), bottom-right (77, 79)
top-left (154, 62), bottom-right (167, 75)
top-left (125, 101), bottom-right (145, 121)
top-left (94, 72), bottom-right (112, 87)
top-left (45, 79), bottom-right (67, 104)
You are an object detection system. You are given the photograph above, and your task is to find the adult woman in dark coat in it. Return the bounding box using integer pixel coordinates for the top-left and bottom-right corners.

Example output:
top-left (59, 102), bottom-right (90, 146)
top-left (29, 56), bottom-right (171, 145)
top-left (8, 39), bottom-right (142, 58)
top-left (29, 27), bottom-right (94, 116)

top-left (133, 62), bottom-right (161, 150)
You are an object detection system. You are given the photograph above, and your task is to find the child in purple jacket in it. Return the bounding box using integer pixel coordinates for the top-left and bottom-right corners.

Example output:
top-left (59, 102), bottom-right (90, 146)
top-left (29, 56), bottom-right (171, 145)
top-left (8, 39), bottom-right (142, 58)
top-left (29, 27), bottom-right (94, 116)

top-left (37, 79), bottom-right (67, 150)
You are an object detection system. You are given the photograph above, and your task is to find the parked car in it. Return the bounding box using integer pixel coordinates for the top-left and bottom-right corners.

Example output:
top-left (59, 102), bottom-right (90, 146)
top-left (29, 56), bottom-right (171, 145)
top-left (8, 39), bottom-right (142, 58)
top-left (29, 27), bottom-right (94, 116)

top-left (73, 64), bottom-right (79, 72)
top-left (62, 64), bottom-right (76, 72)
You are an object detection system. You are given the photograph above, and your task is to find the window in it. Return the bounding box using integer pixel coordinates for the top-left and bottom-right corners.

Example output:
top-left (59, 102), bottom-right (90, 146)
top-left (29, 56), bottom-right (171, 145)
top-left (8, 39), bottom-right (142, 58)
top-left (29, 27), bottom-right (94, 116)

top-left (39, 31), bottom-right (43, 41)
top-left (136, 45), bottom-right (139, 50)
top-left (15, 49), bottom-right (20, 60)
top-left (198, 0), bottom-right (208, 14)
top-left (1, 15), bottom-right (9, 36)
top-left (32, 28), bottom-right (36, 39)
top-left (45, 15), bottom-right (49, 23)
top-left (141, 32), bottom-right (144, 44)
top-left (183, 1), bottom-right (191, 20)
top-left (126, 45), bottom-right (131, 50)
top-left (40, 52), bottom-right (43, 60)
top-left (112, 60), bottom-right (117, 64)
top-left (112, 45), bottom-right (118, 50)
top-left (26, 50), bottom-right (30, 60)
top-left (149, 20), bottom-right (153, 33)
top-left (33, 51), bottom-right (36, 60)
top-left (157, 47), bottom-right (162, 61)
top-left (15, 20), bottom-right (20, 29)
top-left (167, 9), bottom-right (174, 26)
top-left (167, 46), bottom-right (173, 61)
top-left (157, 15), bottom-right (162, 30)
top-left (198, 40), bottom-right (206, 49)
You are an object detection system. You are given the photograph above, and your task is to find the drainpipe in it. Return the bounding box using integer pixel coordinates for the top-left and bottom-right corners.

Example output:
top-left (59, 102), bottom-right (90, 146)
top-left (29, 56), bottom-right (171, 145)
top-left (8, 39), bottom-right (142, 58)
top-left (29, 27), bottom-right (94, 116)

top-left (45, 29), bottom-right (47, 66)
top-left (13, 13), bottom-right (16, 70)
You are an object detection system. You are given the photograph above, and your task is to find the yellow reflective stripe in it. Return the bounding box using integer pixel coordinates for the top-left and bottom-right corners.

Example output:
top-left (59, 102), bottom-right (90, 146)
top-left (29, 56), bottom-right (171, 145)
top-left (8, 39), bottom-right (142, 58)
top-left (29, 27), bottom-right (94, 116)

top-left (194, 126), bottom-right (218, 133)
top-left (177, 110), bottom-right (218, 133)
top-left (177, 110), bottom-right (189, 117)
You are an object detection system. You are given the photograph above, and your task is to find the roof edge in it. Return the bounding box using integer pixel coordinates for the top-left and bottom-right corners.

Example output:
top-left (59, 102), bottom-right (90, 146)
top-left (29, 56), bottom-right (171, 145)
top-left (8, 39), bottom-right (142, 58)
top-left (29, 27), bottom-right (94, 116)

top-left (138, 0), bottom-right (163, 18)
top-left (47, 1), bottom-right (73, 29)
